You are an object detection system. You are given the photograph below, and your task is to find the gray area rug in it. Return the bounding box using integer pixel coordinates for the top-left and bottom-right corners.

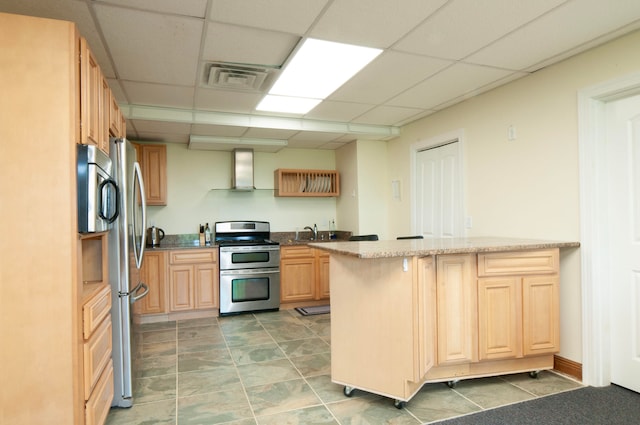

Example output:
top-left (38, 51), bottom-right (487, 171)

top-left (295, 305), bottom-right (330, 316)
top-left (436, 385), bottom-right (640, 424)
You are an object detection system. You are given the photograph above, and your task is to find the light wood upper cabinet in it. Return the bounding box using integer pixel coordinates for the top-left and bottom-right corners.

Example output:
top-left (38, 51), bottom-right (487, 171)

top-left (109, 93), bottom-right (123, 137)
top-left (136, 144), bottom-right (167, 206)
top-left (280, 245), bottom-right (330, 303)
top-left (79, 37), bottom-right (103, 151)
top-left (274, 169), bottom-right (340, 197)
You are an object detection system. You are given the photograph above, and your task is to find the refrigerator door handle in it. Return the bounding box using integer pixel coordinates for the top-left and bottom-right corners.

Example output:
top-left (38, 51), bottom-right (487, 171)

top-left (132, 161), bottom-right (147, 269)
top-left (130, 281), bottom-right (149, 303)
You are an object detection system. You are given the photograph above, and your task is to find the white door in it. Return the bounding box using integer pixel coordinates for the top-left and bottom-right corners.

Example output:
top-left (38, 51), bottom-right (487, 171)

top-left (606, 93), bottom-right (640, 393)
top-left (416, 141), bottom-right (463, 238)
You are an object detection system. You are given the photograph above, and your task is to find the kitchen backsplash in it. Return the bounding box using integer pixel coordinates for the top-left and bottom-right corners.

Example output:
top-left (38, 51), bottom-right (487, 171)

top-left (154, 231), bottom-right (352, 248)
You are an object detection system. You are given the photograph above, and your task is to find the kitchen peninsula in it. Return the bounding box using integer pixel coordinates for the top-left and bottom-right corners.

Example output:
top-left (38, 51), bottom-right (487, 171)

top-left (310, 237), bottom-right (579, 407)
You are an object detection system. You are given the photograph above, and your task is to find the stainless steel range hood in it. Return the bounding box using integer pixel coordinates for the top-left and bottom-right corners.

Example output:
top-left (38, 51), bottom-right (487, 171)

top-left (232, 148), bottom-right (255, 191)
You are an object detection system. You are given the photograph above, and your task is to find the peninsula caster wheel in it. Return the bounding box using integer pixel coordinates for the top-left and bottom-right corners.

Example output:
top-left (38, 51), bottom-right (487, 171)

top-left (343, 386), bottom-right (355, 397)
top-left (529, 370), bottom-right (540, 379)
top-left (394, 399), bottom-right (405, 409)
top-left (447, 380), bottom-right (459, 389)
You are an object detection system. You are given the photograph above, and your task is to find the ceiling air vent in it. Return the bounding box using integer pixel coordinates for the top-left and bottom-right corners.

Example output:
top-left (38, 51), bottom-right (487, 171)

top-left (204, 63), bottom-right (269, 91)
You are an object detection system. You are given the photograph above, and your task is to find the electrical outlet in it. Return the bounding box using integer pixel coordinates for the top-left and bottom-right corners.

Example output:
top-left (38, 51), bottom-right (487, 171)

top-left (465, 216), bottom-right (473, 229)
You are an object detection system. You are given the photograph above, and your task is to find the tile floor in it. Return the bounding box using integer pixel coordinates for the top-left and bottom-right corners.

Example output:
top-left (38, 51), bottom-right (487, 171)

top-left (106, 309), bottom-right (583, 425)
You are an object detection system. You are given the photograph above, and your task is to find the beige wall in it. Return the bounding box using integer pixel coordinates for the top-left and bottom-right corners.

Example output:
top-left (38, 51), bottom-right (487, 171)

top-left (335, 139), bottom-right (390, 239)
top-left (382, 28), bottom-right (640, 363)
top-left (142, 143), bottom-right (338, 234)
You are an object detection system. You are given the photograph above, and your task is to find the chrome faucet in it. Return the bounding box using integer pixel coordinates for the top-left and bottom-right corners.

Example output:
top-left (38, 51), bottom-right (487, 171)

top-left (304, 224), bottom-right (318, 240)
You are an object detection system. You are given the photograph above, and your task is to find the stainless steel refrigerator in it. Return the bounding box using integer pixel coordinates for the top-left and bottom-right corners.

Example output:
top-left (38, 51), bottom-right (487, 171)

top-left (108, 137), bottom-right (149, 408)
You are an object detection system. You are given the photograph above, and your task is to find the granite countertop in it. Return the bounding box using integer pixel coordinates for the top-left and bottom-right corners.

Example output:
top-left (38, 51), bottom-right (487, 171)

top-left (144, 230), bottom-right (352, 251)
top-left (309, 237), bottom-right (580, 259)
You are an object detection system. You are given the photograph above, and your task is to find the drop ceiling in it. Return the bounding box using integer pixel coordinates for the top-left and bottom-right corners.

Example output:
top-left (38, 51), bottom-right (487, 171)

top-left (3, 0), bottom-right (640, 151)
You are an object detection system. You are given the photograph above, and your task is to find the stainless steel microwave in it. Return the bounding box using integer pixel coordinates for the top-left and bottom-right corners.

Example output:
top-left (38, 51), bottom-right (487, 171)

top-left (77, 144), bottom-right (119, 233)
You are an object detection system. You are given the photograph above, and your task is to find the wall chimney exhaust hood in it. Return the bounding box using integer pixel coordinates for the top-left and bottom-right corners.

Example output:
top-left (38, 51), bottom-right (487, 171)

top-left (232, 148), bottom-right (255, 191)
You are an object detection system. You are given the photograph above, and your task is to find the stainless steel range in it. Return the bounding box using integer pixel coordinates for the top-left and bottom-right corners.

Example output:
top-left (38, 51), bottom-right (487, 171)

top-left (215, 221), bottom-right (280, 316)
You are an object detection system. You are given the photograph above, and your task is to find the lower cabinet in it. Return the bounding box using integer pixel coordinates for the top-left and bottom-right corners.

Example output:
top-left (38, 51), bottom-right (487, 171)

top-left (168, 249), bottom-right (218, 312)
top-left (330, 248), bottom-right (562, 403)
top-left (139, 251), bottom-right (167, 315)
top-left (82, 284), bottom-right (113, 425)
top-left (477, 249), bottom-right (560, 361)
top-left (280, 245), bottom-right (330, 303)
top-left (435, 254), bottom-right (478, 365)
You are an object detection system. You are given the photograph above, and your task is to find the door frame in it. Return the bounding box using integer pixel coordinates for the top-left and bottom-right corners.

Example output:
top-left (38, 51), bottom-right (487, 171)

top-left (578, 71), bottom-right (640, 387)
top-left (410, 128), bottom-right (466, 236)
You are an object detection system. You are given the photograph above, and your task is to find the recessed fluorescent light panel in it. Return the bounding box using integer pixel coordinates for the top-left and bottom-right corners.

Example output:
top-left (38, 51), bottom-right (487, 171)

top-left (257, 38), bottom-right (382, 114)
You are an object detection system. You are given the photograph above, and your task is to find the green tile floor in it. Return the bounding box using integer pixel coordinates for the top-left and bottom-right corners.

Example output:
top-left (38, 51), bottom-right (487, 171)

top-left (106, 310), bottom-right (583, 425)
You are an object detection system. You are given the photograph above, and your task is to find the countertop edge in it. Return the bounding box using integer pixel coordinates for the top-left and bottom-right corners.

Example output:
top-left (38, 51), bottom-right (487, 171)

top-left (308, 238), bottom-right (580, 259)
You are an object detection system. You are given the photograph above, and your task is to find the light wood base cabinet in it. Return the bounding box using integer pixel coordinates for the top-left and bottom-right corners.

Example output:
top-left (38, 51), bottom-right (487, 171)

top-left (329, 248), bottom-right (561, 404)
top-left (138, 251), bottom-right (167, 315)
top-left (477, 249), bottom-right (560, 360)
top-left (168, 249), bottom-right (219, 312)
top-left (280, 246), bottom-right (330, 303)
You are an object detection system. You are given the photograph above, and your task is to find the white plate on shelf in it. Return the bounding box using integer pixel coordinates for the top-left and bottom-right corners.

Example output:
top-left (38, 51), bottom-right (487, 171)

top-left (299, 178), bottom-right (307, 193)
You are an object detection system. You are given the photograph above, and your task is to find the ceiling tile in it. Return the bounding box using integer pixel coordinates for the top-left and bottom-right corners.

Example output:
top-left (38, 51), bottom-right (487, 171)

top-left (352, 105), bottom-right (426, 126)
top-left (121, 81), bottom-right (195, 109)
top-left (395, 0), bottom-right (566, 60)
top-left (329, 50), bottom-right (452, 104)
top-left (387, 63), bottom-right (513, 109)
top-left (310, 0), bottom-right (448, 48)
top-left (466, 0), bottom-right (640, 71)
top-left (209, 0), bottom-right (328, 34)
top-left (132, 120), bottom-right (192, 134)
top-left (190, 124), bottom-right (248, 137)
top-left (202, 22), bottom-right (299, 66)
top-left (106, 78), bottom-right (126, 102)
top-left (289, 131), bottom-right (344, 143)
top-left (94, 4), bottom-right (203, 85)
top-left (96, 0), bottom-right (207, 17)
top-left (194, 88), bottom-right (263, 113)
top-left (134, 131), bottom-right (190, 144)
top-left (304, 100), bottom-right (374, 122)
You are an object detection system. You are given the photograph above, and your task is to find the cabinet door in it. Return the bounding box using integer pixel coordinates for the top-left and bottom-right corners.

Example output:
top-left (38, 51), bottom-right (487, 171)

top-left (478, 277), bottom-right (522, 360)
top-left (436, 254), bottom-right (477, 365)
top-left (80, 38), bottom-right (102, 149)
top-left (139, 251), bottom-right (166, 315)
top-left (109, 94), bottom-right (122, 136)
top-left (280, 258), bottom-right (315, 302)
top-left (316, 251), bottom-right (330, 300)
top-left (417, 256), bottom-right (437, 379)
top-left (139, 144), bottom-right (167, 206)
top-left (523, 275), bottom-right (559, 355)
top-left (195, 263), bottom-right (218, 309)
top-left (169, 265), bottom-right (195, 311)
top-left (100, 77), bottom-right (110, 153)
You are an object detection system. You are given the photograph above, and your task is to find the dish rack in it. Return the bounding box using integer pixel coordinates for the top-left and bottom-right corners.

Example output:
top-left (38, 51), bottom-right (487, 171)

top-left (274, 169), bottom-right (340, 197)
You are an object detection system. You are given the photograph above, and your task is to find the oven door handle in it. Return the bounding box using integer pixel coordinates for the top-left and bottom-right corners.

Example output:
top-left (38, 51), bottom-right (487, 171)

top-left (220, 268), bottom-right (280, 275)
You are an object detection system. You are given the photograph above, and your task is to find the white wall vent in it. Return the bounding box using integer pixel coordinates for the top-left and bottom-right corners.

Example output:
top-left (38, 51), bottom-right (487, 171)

top-left (203, 63), bottom-right (269, 91)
